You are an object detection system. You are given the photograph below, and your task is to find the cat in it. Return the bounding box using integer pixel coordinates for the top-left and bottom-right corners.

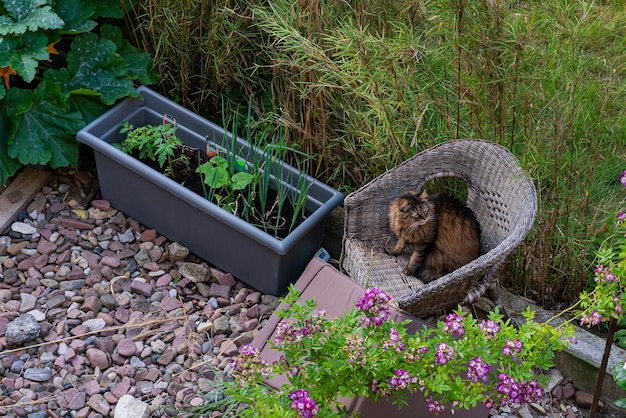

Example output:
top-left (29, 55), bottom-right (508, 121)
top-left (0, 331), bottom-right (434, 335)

top-left (384, 190), bottom-right (481, 283)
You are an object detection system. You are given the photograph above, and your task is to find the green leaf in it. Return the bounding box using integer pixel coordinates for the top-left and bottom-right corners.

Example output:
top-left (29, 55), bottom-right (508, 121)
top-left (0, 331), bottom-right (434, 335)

top-left (5, 80), bottom-right (83, 168)
top-left (210, 156), bottom-right (229, 169)
top-left (68, 94), bottom-right (109, 125)
top-left (0, 32), bottom-right (49, 82)
top-left (232, 172), bottom-right (255, 190)
top-left (198, 164), bottom-right (230, 189)
top-left (0, 0), bottom-right (64, 36)
top-left (100, 24), bottom-right (160, 85)
top-left (54, 0), bottom-right (96, 34)
top-left (64, 32), bottom-right (136, 105)
top-left (0, 105), bottom-right (21, 185)
top-left (615, 398), bottom-right (626, 409)
top-left (93, 0), bottom-right (125, 19)
top-left (614, 362), bottom-right (626, 391)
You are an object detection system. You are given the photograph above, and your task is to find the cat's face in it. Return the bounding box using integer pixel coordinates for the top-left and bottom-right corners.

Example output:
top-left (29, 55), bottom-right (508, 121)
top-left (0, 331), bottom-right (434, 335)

top-left (394, 191), bottom-right (430, 224)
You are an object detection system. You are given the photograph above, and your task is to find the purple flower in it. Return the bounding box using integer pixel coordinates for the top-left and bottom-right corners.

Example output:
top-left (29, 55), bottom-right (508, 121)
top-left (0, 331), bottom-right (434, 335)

top-left (467, 357), bottom-right (490, 383)
top-left (620, 170), bottom-right (626, 187)
top-left (383, 328), bottom-right (405, 353)
top-left (426, 395), bottom-right (445, 414)
top-left (615, 295), bottom-right (623, 316)
top-left (594, 265), bottom-right (618, 283)
top-left (479, 319), bottom-right (500, 338)
top-left (344, 334), bottom-right (366, 364)
top-left (580, 310), bottom-right (602, 327)
top-left (387, 369), bottom-right (417, 391)
top-left (501, 339), bottom-right (523, 358)
top-left (356, 288), bottom-right (392, 327)
top-left (238, 344), bottom-right (259, 357)
top-left (495, 374), bottom-right (544, 406)
top-left (289, 389), bottom-right (319, 418)
top-left (435, 342), bottom-right (455, 365)
top-left (443, 313), bottom-right (465, 337)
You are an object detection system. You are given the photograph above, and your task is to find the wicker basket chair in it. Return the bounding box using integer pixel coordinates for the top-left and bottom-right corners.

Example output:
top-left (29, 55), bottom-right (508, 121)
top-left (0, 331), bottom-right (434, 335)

top-left (341, 139), bottom-right (537, 318)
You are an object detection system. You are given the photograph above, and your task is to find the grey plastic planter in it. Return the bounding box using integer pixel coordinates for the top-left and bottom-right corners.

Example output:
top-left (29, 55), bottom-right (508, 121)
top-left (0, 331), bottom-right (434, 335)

top-left (77, 86), bottom-right (344, 295)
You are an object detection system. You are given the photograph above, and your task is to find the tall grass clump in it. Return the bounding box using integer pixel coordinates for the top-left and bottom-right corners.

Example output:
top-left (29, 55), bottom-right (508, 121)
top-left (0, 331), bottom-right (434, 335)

top-left (130, 0), bottom-right (268, 115)
top-left (133, 0), bottom-right (626, 308)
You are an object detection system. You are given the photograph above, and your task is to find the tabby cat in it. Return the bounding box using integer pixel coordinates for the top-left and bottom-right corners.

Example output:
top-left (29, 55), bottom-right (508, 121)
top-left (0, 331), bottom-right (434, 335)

top-left (385, 190), bottom-right (481, 283)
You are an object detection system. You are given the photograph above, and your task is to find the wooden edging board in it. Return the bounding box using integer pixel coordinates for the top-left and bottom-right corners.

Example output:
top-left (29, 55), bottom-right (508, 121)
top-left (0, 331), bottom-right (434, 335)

top-left (0, 167), bottom-right (51, 235)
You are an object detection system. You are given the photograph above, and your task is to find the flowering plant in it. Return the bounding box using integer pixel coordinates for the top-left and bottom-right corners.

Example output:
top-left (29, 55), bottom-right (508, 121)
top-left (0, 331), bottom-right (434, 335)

top-left (577, 170), bottom-right (626, 407)
top-left (224, 286), bottom-right (570, 417)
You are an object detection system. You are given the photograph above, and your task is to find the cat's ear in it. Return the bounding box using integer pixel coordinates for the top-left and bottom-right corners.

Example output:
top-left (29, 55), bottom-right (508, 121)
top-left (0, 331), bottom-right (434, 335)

top-left (419, 190), bottom-right (428, 200)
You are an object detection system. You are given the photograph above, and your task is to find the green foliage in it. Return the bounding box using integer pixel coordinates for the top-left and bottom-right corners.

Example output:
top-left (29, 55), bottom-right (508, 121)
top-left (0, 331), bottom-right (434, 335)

top-left (117, 121), bottom-right (183, 175)
top-left (196, 156), bottom-right (255, 214)
top-left (0, 0), bottom-right (159, 185)
top-left (577, 170), bottom-right (626, 407)
top-left (193, 286), bottom-right (571, 417)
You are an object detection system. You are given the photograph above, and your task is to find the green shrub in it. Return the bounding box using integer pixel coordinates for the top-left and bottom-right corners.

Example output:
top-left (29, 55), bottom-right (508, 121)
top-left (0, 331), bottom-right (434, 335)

top-left (0, 0), bottom-right (159, 185)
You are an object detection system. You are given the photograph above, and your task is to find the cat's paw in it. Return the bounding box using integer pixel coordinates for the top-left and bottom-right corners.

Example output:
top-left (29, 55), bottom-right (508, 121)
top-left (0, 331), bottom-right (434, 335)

top-left (402, 266), bottom-right (416, 275)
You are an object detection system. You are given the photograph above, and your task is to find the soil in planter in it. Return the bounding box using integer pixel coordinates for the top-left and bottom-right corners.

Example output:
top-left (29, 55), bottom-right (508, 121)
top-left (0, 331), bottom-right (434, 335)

top-left (130, 145), bottom-right (311, 240)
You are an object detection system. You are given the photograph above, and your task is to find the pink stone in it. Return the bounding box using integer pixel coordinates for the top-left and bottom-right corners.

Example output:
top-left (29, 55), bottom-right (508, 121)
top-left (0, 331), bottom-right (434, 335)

top-left (69, 339), bottom-right (86, 353)
top-left (26, 267), bottom-right (43, 280)
top-left (171, 335), bottom-right (188, 355)
top-left (81, 380), bottom-right (101, 396)
top-left (91, 200), bottom-right (111, 211)
top-left (242, 318), bottom-right (259, 331)
top-left (110, 381), bottom-right (131, 399)
top-left (33, 254), bottom-right (49, 269)
top-left (155, 274), bottom-right (172, 288)
top-left (100, 256), bottom-right (120, 268)
top-left (115, 364), bottom-right (135, 378)
top-left (140, 229), bottom-right (157, 242)
top-left (36, 238), bottom-right (57, 255)
top-left (17, 256), bottom-right (36, 271)
top-left (116, 338), bottom-right (137, 357)
top-left (103, 391), bottom-right (118, 404)
top-left (70, 325), bottom-right (90, 336)
top-left (130, 279), bottom-right (152, 297)
top-left (67, 391), bottom-right (86, 410)
top-left (85, 348), bottom-right (110, 370)
top-left (245, 292), bottom-right (261, 305)
top-left (159, 297), bottom-right (181, 312)
top-left (114, 308), bottom-right (131, 324)
top-left (214, 271), bottom-right (237, 287)
top-left (61, 218), bottom-right (94, 230)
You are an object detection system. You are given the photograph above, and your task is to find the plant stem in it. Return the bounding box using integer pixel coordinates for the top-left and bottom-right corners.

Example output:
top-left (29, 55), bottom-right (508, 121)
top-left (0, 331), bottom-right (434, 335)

top-left (590, 316), bottom-right (617, 418)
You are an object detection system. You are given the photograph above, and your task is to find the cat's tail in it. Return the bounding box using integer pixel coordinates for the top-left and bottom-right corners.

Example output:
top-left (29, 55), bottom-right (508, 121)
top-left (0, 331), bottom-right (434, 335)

top-left (463, 263), bottom-right (510, 319)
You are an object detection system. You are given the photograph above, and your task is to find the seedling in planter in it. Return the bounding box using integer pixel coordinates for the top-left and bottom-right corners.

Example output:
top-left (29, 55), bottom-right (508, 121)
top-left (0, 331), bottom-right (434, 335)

top-left (117, 121), bottom-right (187, 178)
top-left (196, 156), bottom-right (255, 214)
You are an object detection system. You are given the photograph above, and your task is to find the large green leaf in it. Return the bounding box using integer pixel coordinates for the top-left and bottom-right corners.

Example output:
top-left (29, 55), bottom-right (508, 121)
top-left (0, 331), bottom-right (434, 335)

top-left (0, 0), bottom-right (64, 36)
top-left (6, 80), bottom-right (83, 168)
top-left (0, 31), bottom-right (49, 82)
top-left (54, 0), bottom-right (96, 34)
top-left (63, 32), bottom-right (136, 105)
top-left (68, 94), bottom-right (110, 125)
top-left (100, 24), bottom-right (160, 85)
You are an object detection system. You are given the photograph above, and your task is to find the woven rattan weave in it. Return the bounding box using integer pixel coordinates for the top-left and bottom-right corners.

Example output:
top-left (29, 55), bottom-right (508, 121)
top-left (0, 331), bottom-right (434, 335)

top-left (341, 139), bottom-right (537, 317)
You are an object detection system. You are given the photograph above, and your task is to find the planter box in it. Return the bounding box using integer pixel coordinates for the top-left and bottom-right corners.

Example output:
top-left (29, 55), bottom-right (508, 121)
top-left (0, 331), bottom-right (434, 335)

top-left (77, 86), bottom-right (344, 295)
